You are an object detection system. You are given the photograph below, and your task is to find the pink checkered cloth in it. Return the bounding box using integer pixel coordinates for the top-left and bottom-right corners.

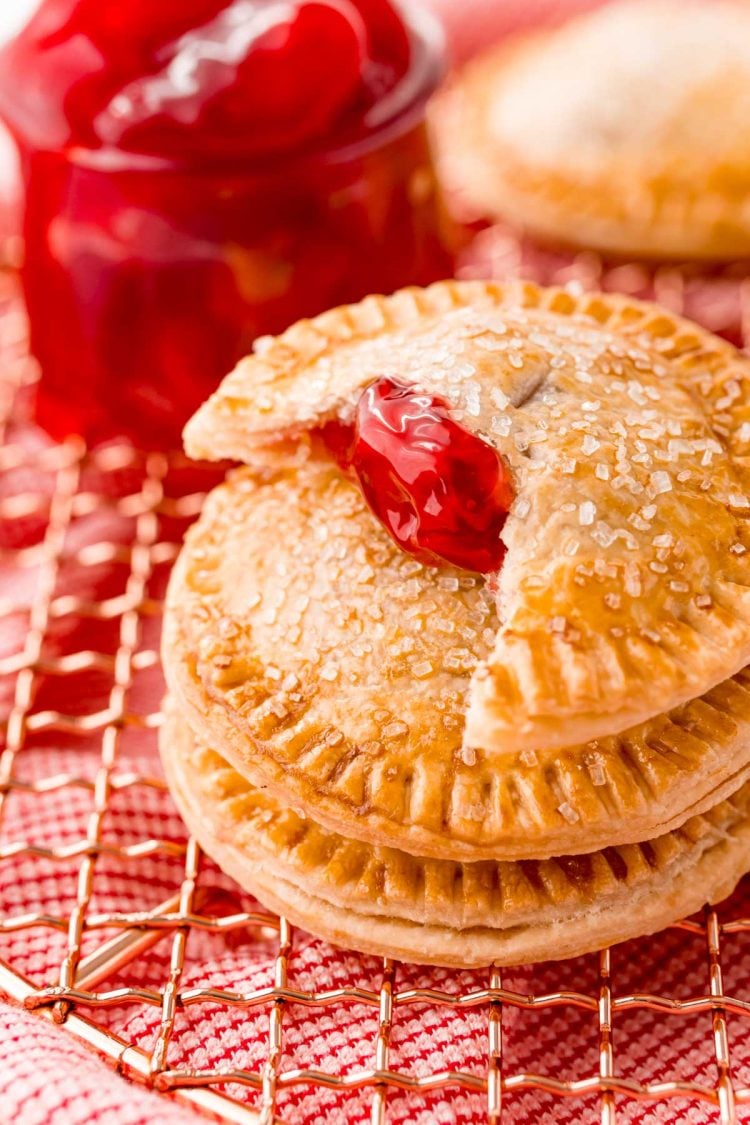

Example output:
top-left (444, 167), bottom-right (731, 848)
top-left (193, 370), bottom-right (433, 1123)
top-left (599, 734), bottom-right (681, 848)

top-left (3, 2), bottom-right (750, 1123)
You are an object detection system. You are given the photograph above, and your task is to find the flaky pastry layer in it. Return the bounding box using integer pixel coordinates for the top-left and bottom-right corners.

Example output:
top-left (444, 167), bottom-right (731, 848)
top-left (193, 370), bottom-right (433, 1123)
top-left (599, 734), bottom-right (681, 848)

top-left (164, 454), bottom-right (750, 861)
top-left (180, 281), bottom-right (750, 759)
top-left (161, 704), bottom-right (750, 967)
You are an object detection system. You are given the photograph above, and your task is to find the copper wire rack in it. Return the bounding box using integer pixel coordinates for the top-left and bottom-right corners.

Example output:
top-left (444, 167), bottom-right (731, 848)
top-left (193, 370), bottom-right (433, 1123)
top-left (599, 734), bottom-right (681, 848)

top-left (3, 265), bottom-right (750, 1125)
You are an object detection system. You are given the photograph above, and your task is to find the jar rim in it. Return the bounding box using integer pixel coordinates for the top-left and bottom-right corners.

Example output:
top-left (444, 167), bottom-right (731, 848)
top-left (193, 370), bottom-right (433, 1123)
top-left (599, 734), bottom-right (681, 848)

top-left (6, 4), bottom-right (446, 175)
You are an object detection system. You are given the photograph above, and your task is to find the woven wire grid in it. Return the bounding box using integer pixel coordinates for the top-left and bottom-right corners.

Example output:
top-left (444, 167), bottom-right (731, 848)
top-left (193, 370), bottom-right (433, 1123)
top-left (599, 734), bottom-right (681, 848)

top-left (1, 265), bottom-right (750, 1125)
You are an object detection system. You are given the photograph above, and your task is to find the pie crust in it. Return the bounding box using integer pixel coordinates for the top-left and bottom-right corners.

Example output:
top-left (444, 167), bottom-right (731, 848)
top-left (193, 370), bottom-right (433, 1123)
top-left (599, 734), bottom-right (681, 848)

top-left (164, 453), bottom-right (750, 860)
top-left (160, 703), bottom-right (750, 968)
top-left (433, 0), bottom-right (750, 260)
top-left (167, 281), bottom-right (750, 861)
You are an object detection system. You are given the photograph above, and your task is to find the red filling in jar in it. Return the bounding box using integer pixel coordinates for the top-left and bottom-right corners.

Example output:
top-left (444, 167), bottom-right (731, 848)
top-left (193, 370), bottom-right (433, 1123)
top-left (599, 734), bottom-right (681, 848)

top-left (322, 376), bottom-right (514, 573)
top-left (0, 0), bottom-right (453, 446)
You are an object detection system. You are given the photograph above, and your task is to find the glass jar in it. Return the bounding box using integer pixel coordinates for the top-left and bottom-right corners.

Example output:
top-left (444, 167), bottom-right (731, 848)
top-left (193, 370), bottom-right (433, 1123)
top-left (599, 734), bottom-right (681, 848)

top-left (0, 3), bottom-right (453, 447)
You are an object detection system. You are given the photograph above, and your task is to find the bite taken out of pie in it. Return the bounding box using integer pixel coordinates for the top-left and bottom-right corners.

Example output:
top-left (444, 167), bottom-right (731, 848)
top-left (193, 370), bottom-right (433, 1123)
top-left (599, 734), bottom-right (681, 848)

top-left (161, 279), bottom-right (750, 964)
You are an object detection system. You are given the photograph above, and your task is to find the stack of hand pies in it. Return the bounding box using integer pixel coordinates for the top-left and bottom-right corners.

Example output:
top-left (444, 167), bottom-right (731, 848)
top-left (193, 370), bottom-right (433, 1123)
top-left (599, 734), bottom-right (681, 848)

top-left (161, 279), bottom-right (750, 967)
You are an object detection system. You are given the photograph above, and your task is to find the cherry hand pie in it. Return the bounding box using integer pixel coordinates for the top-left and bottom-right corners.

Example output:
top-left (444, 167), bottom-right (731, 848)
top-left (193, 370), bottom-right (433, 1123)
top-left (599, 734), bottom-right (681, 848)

top-left (433, 0), bottom-right (750, 347)
top-left (161, 279), bottom-right (750, 965)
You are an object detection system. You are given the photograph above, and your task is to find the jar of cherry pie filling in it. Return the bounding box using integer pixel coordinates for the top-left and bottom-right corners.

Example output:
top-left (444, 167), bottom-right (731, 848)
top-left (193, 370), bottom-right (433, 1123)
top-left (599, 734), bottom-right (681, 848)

top-left (0, 0), bottom-right (453, 448)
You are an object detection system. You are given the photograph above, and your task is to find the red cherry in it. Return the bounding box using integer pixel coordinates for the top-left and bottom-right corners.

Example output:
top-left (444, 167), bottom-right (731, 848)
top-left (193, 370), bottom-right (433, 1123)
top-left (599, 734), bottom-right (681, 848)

top-left (98, 0), bottom-right (368, 156)
top-left (1, 0), bottom-right (412, 155)
top-left (200, 1), bottom-right (369, 152)
top-left (324, 377), bottom-right (514, 573)
top-left (0, 0), bottom-right (228, 149)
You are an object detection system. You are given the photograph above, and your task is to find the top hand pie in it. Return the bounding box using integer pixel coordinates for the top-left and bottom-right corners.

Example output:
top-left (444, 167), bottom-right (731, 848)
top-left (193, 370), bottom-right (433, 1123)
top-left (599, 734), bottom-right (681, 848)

top-left (166, 280), bottom-right (750, 860)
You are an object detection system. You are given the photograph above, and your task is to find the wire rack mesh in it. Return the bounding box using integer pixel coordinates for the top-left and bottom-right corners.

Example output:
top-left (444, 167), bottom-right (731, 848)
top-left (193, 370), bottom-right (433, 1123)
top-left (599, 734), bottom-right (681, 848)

top-left (2, 261), bottom-right (750, 1125)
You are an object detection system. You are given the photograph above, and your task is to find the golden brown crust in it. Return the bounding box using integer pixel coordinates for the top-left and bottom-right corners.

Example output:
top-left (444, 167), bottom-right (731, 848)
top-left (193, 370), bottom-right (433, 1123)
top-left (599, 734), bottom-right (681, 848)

top-left (164, 455), bottom-right (750, 862)
top-left (433, 0), bottom-right (750, 261)
top-left (176, 280), bottom-right (750, 775)
top-left (160, 704), bottom-right (750, 967)
top-left (186, 281), bottom-right (750, 467)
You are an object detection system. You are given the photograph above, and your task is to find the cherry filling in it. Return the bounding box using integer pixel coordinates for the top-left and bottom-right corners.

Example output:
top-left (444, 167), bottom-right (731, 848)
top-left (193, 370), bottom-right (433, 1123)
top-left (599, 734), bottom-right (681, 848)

top-left (5, 0), bottom-right (412, 156)
top-left (322, 377), bottom-right (514, 573)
